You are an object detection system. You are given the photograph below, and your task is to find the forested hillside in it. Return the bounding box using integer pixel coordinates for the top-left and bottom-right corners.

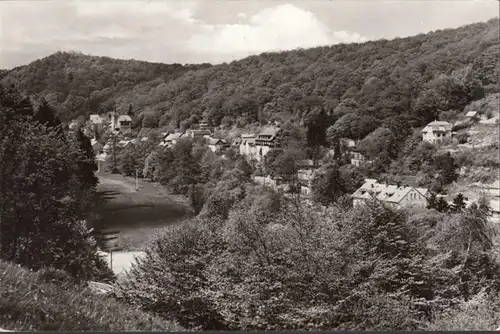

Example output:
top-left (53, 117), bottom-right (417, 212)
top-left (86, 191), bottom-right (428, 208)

top-left (116, 18), bottom-right (498, 130)
top-left (2, 18), bottom-right (497, 130)
top-left (0, 52), bottom-right (211, 121)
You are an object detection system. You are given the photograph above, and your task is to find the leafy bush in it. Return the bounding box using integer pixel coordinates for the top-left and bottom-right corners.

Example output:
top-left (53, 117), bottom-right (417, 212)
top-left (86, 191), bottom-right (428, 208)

top-left (0, 260), bottom-right (182, 332)
top-left (426, 291), bottom-right (500, 331)
top-left (117, 197), bottom-right (500, 331)
top-left (456, 132), bottom-right (470, 144)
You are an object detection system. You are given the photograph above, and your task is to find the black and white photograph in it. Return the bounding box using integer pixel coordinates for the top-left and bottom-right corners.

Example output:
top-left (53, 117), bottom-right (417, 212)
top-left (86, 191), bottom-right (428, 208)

top-left (0, 0), bottom-right (499, 331)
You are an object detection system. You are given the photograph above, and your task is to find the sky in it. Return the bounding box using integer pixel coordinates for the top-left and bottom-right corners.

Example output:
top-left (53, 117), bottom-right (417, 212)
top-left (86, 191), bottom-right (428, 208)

top-left (0, 0), bottom-right (498, 69)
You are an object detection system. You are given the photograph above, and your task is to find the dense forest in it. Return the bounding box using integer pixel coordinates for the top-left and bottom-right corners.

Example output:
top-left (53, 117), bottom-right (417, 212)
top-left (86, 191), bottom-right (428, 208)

top-left (1, 19), bottom-right (498, 131)
top-left (0, 53), bottom-right (211, 121)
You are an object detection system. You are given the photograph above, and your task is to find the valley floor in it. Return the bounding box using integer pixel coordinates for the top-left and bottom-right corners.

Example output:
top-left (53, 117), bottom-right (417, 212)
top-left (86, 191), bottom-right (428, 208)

top-left (95, 173), bottom-right (189, 252)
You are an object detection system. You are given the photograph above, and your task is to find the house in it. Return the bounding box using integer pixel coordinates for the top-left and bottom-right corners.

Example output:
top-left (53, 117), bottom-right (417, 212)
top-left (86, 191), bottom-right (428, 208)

top-left (239, 134), bottom-right (257, 158)
top-left (159, 132), bottom-right (184, 148)
top-left (205, 136), bottom-right (229, 153)
top-left (199, 121), bottom-right (210, 130)
top-left (253, 175), bottom-right (287, 191)
top-left (297, 159), bottom-right (319, 170)
top-left (109, 114), bottom-right (132, 131)
top-left (422, 121), bottom-right (453, 144)
top-left (489, 199), bottom-right (499, 223)
top-left (473, 179), bottom-right (500, 198)
top-left (341, 138), bottom-right (357, 149)
top-left (232, 137), bottom-right (242, 148)
top-left (350, 151), bottom-right (372, 167)
top-left (487, 180), bottom-right (500, 198)
top-left (465, 111), bottom-right (480, 122)
top-left (89, 114), bottom-right (104, 126)
top-left (352, 179), bottom-right (429, 209)
top-left (254, 126), bottom-right (281, 162)
top-left (297, 169), bottom-right (316, 196)
top-left (117, 115), bottom-right (132, 131)
top-left (185, 129), bottom-right (212, 139)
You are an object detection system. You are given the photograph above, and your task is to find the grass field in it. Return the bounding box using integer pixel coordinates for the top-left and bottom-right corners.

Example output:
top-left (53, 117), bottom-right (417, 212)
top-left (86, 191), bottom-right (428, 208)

top-left (95, 173), bottom-right (190, 251)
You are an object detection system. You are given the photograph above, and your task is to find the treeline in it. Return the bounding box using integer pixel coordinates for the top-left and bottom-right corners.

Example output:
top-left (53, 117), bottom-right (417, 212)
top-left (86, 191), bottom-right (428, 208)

top-left (0, 85), bottom-right (112, 282)
top-left (1, 19), bottom-right (498, 132)
top-left (0, 51), bottom-right (211, 121)
top-left (89, 18), bottom-right (498, 132)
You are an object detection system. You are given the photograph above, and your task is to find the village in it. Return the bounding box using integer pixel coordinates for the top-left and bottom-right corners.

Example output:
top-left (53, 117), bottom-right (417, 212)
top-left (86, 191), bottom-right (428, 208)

top-left (72, 106), bottom-right (499, 223)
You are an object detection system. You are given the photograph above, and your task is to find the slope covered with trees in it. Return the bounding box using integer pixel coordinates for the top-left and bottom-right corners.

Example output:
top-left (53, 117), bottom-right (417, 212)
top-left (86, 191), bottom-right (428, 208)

top-left (0, 52), bottom-right (211, 121)
top-left (111, 18), bottom-right (498, 130)
top-left (1, 19), bottom-right (498, 131)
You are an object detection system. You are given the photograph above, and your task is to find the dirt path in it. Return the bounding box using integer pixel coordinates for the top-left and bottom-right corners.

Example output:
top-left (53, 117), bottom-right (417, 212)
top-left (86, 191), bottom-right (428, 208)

top-left (95, 173), bottom-right (190, 251)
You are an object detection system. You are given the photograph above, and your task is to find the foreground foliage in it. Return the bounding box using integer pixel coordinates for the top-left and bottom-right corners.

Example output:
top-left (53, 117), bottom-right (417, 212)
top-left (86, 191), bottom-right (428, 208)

top-left (0, 260), bottom-right (182, 331)
top-left (0, 86), bottom-right (113, 282)
top-left (117, 196), bottom-right (500, 330)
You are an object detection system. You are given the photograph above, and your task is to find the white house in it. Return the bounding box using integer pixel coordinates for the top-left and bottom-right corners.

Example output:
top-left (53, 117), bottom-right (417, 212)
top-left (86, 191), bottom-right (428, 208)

top-left (117, 115), bottom-right (132, 131)
top-left (110, 114), bottom-right (132, 131)
top-left (159, 132), bottom-right (184, 148)
top-left (89, 114), bottom-right (104, 126)
top-left (422, 121), bottom-right (453, 144)
top-left (350, 151), bottom-right (372, 167)
top-left (185, 129), bottom-right (212, 139)
top-left (254, 126), bottom-right (281, 162)
top-left (297, 169), bottom-right (316, 196)
top-left (239, 133), bottom-right (257, 158)
top-left (352, 179), bottom-right (429, 209)
top-left (465, 111), bottom-right (479, 122)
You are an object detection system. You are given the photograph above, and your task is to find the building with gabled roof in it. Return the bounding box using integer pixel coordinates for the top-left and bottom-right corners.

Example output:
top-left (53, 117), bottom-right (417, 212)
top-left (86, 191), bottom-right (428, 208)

top-left (465, 110), bottom-right (480, 121)
top-left (254, 126), bottom-right (281, 162)
top-left (422, 120), bottom-right (453, 144)
top-left (159, 131), bottom-right (184, 148)
top-left (239, 133), bottom-right (257, 158)
top-left (352, 179), bottom-right (429, 209)
top-left (185, 129), bottom-right (212, 139)
top-left (205, 136), bottom-right (229, 152)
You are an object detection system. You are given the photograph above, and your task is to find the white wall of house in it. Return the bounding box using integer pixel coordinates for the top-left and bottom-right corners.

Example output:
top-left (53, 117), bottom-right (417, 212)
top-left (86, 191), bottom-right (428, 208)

top-left (400, 188), bottom-right (428, 208)
top-left (254, 175), bottom-right (278, 189)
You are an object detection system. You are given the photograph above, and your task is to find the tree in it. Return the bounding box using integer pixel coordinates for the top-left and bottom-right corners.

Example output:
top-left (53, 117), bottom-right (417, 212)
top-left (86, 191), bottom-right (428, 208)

top-left (0, 93), bottom-right (112, 281)
top-left (426, 193), bottom-right (438, 210)
top-left (450, 193), bottom-right (467, 213)
top-left (169, 138), bottom-right (201, 194)
top-left (142, 111), bottom-right (160, 128)
top-left (357, 127), bottom-right (398, 162)
top-left (75, 128), bottom-right (99, 189)
top-left (436, 197), bottom-right (450, 213)
top-left (143, 151), bottom-right (160, 181)
top-left (34, 99), bottom-right (62, 129)
top-left (189, 183), bottom-right (206, 215)
top-left (311, 162), bottom-right (346, 205)
top-left (120, 149), bottom-right (136, 176)
top-left (434, 152), bottom-right (458, 186)
top-left (155, 147), bottom-right (176, 184)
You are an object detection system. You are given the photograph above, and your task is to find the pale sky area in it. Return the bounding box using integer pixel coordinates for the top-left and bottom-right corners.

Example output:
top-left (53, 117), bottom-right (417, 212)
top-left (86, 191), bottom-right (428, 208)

top-left (0, 0), bottom-right (498, 69)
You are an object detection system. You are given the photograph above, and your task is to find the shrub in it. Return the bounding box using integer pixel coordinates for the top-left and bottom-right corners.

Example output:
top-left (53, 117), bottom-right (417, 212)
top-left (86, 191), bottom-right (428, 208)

top-left (426, 291), bottom-right (500, 331)
top-left (456, 132), bottom-right (469, 144)
top-left (0, 260), bottom-right (182, 332)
